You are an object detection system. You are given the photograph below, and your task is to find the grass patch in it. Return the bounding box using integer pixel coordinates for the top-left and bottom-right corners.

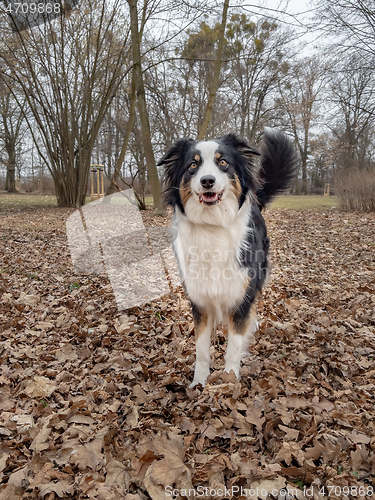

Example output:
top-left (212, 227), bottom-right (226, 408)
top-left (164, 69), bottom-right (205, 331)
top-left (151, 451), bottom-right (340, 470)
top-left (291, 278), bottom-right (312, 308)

top-left (0, 193), bottom-right (58, 211)
top-left (0, 193), bottom-right (339, 212)
top-left (143, 195), bottom-right (338, 211)
top-left (270, 195), bottom-right (338, 210)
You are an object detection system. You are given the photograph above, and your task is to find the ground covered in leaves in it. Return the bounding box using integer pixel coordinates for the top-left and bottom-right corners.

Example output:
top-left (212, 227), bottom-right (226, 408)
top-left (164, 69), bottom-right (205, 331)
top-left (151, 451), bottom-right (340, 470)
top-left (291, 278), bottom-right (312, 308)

top-left (0, 205), bottom-right (375, 500)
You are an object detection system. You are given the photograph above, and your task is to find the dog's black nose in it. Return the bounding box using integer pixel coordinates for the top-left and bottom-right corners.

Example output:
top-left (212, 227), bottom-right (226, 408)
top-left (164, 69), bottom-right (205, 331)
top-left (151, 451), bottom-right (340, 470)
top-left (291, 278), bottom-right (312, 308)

top-left (200, 175), bottom-right (216, 189)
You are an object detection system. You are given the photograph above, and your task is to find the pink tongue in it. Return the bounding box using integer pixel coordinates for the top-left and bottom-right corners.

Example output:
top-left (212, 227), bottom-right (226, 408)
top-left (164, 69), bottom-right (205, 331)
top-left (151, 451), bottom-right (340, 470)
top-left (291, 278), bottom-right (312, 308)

top-left (203, 193), bottom-right (217, 201)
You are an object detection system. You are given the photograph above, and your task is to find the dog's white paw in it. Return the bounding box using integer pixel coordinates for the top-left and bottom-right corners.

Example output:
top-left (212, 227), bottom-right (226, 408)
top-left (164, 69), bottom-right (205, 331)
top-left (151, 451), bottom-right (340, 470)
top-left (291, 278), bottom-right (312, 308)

top-left (190, 362), bottom-right (209, 388)
top-left (223, 366), bottom-right (240, 379)
top-left (189, 377), bottom-right (206, 389)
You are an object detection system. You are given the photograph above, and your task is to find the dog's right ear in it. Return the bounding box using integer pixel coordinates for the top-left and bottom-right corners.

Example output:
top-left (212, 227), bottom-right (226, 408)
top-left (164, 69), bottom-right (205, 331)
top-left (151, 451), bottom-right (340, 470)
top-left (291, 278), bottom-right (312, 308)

top-left (158, 139), bottom-right (195, 211)
top-left (157, 138), bottom-right (195, 168)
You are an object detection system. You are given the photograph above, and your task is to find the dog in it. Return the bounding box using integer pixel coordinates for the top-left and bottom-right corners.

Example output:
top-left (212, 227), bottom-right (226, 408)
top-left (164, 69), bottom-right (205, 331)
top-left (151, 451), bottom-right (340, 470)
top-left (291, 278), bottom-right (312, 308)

top-left (158, 130), bottom-right (297, 387)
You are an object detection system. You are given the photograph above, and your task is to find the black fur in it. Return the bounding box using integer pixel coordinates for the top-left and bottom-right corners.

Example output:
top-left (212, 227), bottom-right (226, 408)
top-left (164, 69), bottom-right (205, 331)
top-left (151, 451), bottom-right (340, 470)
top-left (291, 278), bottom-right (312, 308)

top-left (256, 130), bottom-right (298, 209)
top-left (234, 205), bottom-right (270, 328)
top-left (158, 138), bottom-right (196, 214)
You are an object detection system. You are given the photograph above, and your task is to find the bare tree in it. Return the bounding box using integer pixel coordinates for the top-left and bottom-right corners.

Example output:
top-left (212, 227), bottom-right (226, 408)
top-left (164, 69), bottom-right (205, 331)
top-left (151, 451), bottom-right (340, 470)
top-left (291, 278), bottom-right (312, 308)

top-left (0, 84), bottom-right (26, 191)
top-left (226, 14), bottom-right (293, 142)
top-left (0, 0), bottom-right (131, 207)
top-left (145, 58), bottom-right (179, 149)
top-left (177, 21), bottom-right (225, 137)
top-left (127, 0), bottom-right (164, 215)
top-left (105, 74), bottom-right (137, 198)
top-left (145, 7), bottom-right (295, 147)
top-left (313, 0), bottom-right (375, 64)
top-left (197, 0), bottom-right (230, 140)
top-left (276, 57), bottom-right (326, 194)
top-left (328, 55), bottom-right (375, 170)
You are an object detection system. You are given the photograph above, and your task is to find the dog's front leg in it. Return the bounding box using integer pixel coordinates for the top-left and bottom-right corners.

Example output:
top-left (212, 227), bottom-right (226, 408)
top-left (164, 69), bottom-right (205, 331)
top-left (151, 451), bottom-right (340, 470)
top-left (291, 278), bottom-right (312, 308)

top-left (190, 304), bottom-right (214, 388)
top-left (224, 305), bottom-right (258, 379)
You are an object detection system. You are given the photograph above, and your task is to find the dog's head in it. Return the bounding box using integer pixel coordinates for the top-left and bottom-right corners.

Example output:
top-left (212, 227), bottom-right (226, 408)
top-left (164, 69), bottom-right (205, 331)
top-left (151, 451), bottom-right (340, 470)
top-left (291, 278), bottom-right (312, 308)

top-left (158, 134), bottom-right (260, 225)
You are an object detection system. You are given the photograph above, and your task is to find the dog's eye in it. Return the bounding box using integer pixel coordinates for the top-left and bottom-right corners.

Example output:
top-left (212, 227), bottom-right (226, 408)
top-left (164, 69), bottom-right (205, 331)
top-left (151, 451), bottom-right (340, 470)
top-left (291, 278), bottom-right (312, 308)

top-left (190, 161), bottom-right (197, 170)
top-left (219, 158), bottom-right (228, 168)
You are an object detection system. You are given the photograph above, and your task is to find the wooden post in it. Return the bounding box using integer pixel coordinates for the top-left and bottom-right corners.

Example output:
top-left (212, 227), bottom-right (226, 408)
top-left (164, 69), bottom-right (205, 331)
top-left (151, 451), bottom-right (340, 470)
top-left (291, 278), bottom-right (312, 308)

top-left (91, 169), bottom-right (94, 197)
top-left (100, 167), bottom-right (105, 197)
top-left (90, 165), bottom-right (105, 200)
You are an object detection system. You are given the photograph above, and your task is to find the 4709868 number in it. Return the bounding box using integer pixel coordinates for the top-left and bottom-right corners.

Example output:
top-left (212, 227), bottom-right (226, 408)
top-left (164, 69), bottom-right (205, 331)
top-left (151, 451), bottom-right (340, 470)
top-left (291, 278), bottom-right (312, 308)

top-left (320, 485), bottom-right (374, 497)
top-left (5, 3), bottom-right (61, 14)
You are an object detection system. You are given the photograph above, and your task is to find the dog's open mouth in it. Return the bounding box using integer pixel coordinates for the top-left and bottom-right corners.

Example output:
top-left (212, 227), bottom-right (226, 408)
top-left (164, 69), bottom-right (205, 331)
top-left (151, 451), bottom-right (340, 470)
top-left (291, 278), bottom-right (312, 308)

top-left (198, 191), bottom-right (224, 205)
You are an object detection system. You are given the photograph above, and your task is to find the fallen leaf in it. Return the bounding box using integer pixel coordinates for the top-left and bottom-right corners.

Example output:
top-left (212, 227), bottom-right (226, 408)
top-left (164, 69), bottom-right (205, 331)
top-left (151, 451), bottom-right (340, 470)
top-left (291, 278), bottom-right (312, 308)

top-left (38, 480), bottom-right (74, 498)
top-left (19, 376), bottom-right (57, 399)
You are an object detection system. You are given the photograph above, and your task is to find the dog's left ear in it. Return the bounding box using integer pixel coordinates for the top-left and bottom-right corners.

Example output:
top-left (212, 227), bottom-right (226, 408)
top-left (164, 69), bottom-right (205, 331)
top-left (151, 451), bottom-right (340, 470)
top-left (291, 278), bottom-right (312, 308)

top-left (220, 134), bottom-right (260, 159)
top-left (235, 139), bottom-right (261, 160)
top-left (157, 138), bottom-right (195, 168)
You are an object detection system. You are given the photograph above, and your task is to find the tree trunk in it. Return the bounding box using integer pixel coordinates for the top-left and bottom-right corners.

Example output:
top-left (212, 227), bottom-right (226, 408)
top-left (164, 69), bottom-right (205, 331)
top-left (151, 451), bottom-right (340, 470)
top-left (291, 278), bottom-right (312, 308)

top-left (197, 0), bottom-right (230, 140)
top-left (5, 140), bottom-right (17, 192)
top-left (301, 132), bottom-right (308, 195)
top-left (301, 155), bottom-right (307, 195)
top-left (6, 166), bottom-right (16, 192)
top-left (127, 0), bottom-right (164, 215)
top-left (8, 167), bottom-right (16, 192)
top-left (106, 74), bottom-right (137, 197)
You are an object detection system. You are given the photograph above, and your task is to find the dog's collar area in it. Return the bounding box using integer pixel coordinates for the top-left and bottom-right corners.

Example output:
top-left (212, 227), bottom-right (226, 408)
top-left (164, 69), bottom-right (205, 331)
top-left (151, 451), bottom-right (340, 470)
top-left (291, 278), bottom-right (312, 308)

top-left (197, 191), bottom-right (224, 205)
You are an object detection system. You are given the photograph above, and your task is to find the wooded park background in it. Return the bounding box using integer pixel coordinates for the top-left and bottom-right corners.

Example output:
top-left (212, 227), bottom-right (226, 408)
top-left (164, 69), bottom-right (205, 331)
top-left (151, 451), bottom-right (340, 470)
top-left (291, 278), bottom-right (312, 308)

top-left (1, 0), bottom-right (375, 212)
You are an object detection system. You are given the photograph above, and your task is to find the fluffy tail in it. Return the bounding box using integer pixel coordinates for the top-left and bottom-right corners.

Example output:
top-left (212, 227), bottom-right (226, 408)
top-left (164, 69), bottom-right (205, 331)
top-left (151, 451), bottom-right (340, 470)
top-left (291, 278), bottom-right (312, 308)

top-left (256, 130), bottom-right (298, 210)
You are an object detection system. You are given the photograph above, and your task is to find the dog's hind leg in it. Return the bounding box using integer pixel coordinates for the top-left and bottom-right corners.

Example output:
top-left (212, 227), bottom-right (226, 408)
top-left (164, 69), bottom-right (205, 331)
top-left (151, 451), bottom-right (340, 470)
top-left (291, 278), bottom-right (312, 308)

top-left (190, 304), bottom-right (214, 388)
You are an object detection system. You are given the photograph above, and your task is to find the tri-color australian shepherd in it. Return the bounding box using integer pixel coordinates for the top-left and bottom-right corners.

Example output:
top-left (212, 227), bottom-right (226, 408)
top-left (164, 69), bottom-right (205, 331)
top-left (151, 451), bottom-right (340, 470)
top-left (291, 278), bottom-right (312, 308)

top-left (158, 130), bottom-right (297, 388)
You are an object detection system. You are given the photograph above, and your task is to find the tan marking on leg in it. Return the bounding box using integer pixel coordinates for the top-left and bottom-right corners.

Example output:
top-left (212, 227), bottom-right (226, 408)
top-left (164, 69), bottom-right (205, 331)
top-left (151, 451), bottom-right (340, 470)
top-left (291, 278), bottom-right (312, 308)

top-left (229, 302), bottom-right (257, 336)
top-left (225, 301), bottom-right (258, 378)
top-left (194, 310), bottom-right (208, 339)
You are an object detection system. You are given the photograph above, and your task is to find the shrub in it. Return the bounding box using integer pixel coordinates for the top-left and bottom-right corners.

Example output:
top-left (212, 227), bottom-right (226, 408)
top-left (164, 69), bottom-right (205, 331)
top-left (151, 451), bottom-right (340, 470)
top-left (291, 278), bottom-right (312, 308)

top-left (335, 168), bottom-right (375, 212)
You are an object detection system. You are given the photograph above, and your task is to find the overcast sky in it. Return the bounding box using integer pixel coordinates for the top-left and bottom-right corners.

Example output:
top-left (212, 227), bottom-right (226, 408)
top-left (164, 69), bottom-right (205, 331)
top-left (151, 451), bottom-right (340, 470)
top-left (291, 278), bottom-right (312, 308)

top-left (241, 0), bottom-right (322, 52)
top-left (250, 0), bottom-right (315, 19)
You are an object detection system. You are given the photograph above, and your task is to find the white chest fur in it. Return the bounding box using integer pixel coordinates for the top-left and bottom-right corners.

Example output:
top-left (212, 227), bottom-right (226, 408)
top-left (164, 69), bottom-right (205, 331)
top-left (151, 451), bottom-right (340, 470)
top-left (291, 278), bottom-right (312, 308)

top-left (172, 202), bottom-right (251, 321)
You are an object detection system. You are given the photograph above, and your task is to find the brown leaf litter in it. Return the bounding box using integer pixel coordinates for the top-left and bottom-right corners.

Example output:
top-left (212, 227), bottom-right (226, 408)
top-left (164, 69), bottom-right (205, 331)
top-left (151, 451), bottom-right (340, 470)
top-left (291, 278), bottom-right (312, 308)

top-left (0, 206), bottom-right (375, 499)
